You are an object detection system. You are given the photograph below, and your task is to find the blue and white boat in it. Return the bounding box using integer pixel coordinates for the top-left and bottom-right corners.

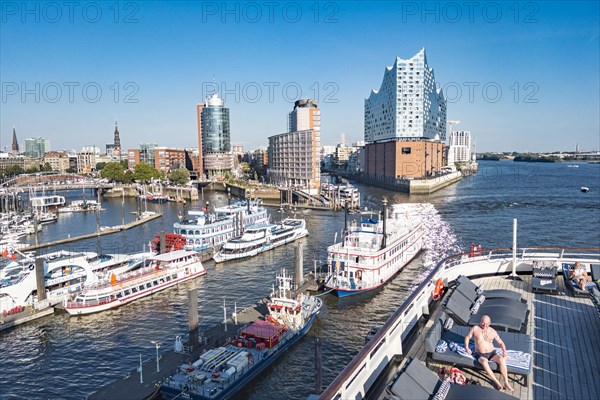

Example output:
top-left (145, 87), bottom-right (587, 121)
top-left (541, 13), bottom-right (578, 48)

top-left (323, 202), bottom-right (430, 297)
top-left (173, 201), bottom-right (269, 254)
top-left (160, 270), bottom-right (322, 400)
top-left (212, 218), bottom-right (308, 263)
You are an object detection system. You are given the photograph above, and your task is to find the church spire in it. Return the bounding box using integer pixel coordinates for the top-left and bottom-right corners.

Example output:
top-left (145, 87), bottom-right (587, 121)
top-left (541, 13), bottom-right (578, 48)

top-left (113, 120), bottom-right (121, 155)
top-left (12, 127), bottom-right (19, 154)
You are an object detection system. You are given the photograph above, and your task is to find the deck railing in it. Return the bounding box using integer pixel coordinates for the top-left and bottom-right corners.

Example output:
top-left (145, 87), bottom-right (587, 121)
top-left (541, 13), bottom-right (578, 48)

top-left (318, 247), bottom-right (600, 399)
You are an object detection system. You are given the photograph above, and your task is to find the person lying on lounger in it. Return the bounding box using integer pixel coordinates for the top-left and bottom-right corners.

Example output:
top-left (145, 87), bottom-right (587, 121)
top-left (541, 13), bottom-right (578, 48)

top-left (569, 262), bottom-right (591, 289)
top-left (465, 315), bottom-right (514, 391)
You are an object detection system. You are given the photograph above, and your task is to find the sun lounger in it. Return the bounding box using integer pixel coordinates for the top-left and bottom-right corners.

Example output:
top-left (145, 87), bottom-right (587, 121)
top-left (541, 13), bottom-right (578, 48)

top-left (562, 263), bottom-right (595, 297)
top-left (456, 276), bottom-right (522, 301)
top-left (591, 264), bottom-right (600, 290)
top-left (387, 357), bottom-right (518, 400)
top-left (443, 295), bottom-right (524, 332)
top-left (453, 285), bottom-right (528, 319)
top-left (425, 312), bottom-right (532, 385)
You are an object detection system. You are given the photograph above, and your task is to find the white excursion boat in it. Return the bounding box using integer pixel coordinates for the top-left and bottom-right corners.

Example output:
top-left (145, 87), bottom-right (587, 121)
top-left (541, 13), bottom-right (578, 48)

top-left (30, 194), bottom-right (66, 210)
top-left (63, 249), bottom-right (206, 315)
top-left (58, 200), bottom-right (104, 213)
top-left (213, 218), bottom-right (309, 263)
top-left (174, 201), bottom-right (269, 253)
top-left (0, 250), bottom-right (149, 316)
top-left (339, 184), bottom-right (361, 207)
top-left (323, 201), bottom-right (431, 297)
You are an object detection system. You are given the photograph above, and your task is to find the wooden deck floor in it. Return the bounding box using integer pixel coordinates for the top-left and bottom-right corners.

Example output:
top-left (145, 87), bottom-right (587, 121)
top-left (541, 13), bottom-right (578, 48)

top-left (388, 274), bottom-right (600, 400)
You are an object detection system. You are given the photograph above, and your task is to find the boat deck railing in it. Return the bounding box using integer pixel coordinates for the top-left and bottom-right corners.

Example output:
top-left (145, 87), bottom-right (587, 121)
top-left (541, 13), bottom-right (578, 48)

top-left (318, 247), bottom-right (600, 400)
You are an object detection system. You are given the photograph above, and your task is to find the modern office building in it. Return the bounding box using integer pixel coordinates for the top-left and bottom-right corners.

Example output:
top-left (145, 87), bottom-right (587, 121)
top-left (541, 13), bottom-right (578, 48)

top-left (447, 130), bottom-right (472, 165)
top-left (127, 143), bottom-right (156, 169)
top-left (267, 130), bottom-right (320, 191)
top-left (154, 147), bottom-right (186, 172)
top-left (362, 49), bottom-right (448, 180)
top-left (364, 48), bottom-right (446, 142)
top-left (24, 137), bottom-right (50, 158)
top-left (288, 99), bottom-right (321, 133)
top-left (127, 145), bottom-right (186, 172)
top-left (197, 93), bottom-right (233, 179)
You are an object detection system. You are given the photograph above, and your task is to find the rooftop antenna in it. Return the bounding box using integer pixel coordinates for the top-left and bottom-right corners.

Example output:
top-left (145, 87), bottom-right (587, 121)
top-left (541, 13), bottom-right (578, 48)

top-left (212, 75), bottom-right (218, 95)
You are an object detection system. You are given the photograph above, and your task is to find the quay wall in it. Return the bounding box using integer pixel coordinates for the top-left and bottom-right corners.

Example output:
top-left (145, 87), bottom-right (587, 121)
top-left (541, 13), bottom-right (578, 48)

top-left (330, 171), bottom-right (463, 194)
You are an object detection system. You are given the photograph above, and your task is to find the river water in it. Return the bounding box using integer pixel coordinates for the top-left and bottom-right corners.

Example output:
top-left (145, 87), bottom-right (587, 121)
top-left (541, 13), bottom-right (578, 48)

top-left (0, 161), bottom-right (598, 399)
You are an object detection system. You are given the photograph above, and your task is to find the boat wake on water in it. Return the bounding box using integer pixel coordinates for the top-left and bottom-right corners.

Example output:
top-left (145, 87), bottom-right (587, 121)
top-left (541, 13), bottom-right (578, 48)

top-left (413, 206), bottom-right (461, 290)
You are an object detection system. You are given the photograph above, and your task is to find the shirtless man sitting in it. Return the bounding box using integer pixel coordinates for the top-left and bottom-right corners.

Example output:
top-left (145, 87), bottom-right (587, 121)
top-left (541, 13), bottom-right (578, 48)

top-left (464, 315), bottom-right (514, 391)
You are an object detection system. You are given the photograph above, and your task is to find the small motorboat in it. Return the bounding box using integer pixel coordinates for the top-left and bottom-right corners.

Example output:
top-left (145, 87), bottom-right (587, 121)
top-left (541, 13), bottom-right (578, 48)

top-left (581, 187), bottom-right (590, 192)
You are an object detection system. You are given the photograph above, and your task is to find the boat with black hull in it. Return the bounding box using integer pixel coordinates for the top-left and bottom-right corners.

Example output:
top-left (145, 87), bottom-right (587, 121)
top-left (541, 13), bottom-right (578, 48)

top-left (160, 270), bottom-right (322, 400)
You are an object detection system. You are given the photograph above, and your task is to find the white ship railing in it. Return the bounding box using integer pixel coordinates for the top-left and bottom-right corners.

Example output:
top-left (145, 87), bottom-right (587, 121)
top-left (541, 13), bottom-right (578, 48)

top-left (318, 247), bottom-right (600, 400)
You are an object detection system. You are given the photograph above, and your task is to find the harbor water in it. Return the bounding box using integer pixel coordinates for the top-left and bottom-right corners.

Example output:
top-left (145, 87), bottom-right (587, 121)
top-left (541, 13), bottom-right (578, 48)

top-left (0, 161), bottom-right (598, 399)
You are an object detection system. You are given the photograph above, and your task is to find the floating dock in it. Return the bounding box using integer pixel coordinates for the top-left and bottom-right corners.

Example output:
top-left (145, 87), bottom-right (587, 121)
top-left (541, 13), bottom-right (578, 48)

top-left (22, 213), bottom-right (162, 251)
top-left (0, 304), bottom-right (54, 332)
top-left (87, 268), bottom-right (320, 400)
top-left (86, 299), bottom-right (271, 400)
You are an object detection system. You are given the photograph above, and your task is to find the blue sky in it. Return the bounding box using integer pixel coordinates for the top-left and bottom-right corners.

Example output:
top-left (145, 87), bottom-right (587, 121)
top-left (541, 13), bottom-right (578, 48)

top-left (1, 1), bottom-right (598, 153)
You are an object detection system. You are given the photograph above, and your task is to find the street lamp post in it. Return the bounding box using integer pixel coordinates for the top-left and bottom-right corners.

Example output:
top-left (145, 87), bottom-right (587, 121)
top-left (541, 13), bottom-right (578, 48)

top-left (151, 341), bottom-right (161, 373)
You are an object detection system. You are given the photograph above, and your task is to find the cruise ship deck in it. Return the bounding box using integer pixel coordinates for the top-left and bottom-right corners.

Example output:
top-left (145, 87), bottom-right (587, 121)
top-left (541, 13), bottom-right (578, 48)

top-left (380, 275), bottom-right (600, 400)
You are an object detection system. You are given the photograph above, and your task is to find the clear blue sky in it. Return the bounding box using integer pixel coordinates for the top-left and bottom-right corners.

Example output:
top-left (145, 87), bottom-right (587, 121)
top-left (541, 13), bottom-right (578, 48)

top-left (1, 1), bottom-right (598, 153)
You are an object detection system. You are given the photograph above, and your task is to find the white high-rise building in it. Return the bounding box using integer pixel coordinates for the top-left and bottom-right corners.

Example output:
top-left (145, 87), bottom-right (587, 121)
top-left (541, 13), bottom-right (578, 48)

top-left (364, 48), bottom-right (447, 143)
top-left (288, 99), bottom-right (320, 133)
top-left (447, 131), bottom-right (472, 165)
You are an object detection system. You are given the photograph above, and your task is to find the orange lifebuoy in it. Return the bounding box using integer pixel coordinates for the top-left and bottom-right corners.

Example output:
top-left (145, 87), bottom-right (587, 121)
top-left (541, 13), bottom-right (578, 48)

top-left (432, 279), bottom-right (444, 301)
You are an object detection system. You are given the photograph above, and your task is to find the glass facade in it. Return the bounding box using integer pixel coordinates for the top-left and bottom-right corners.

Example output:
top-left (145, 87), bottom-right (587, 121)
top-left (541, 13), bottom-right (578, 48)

top-left (202, 106), bottom-right (230, 153)
top-left (139, 143), bottom-right (157, 166)
top-left (24, 137), bottom-right (50, 158)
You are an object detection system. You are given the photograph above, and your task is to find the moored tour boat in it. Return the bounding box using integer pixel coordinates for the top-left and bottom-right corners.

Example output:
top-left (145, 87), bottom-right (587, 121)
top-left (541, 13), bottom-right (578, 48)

top-left (212, 218), bottom-right (308, 263)
top-left (1, 250), bottom-right (148, 317)
top-left (63, 249), bottom-right (206, 315)
top-left (174, 201), bottom-right (269, 254)
top-left (323, 201), bottom-right (431, 297)
top-left (160, 270), bottom-right (322, 400)
top-left (58, 199), bottom-right (104, 213)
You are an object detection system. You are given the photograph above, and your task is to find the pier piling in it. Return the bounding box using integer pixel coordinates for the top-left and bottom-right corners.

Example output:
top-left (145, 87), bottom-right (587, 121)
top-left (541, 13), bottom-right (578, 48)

top-left (188, 288), bottom-right (198, 350)
top-left (35, 256), bottom-right (46, 302)
top-left (315, 336), bottom-right (322, 395)
top-left (159, 231), bottom-right (166, 254)
top-left (295, 241), bottom-right (304, 289)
